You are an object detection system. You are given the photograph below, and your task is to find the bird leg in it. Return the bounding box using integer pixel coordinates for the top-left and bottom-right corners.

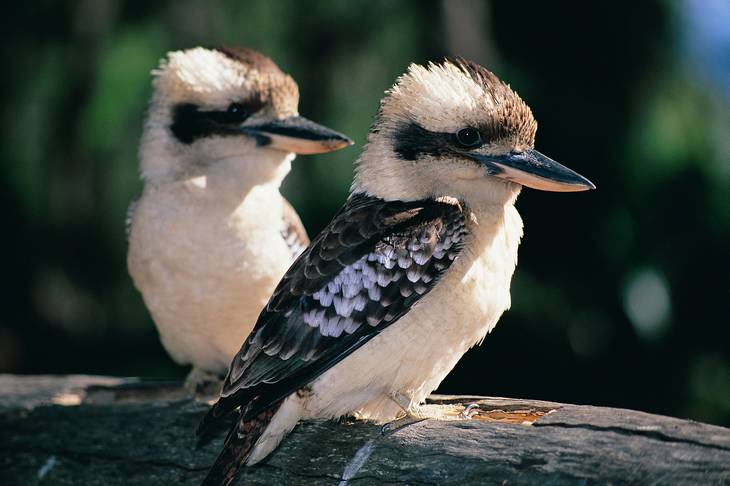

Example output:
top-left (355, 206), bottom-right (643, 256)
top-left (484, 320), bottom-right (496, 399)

top-left (381, 392), bottom-right (433, 434)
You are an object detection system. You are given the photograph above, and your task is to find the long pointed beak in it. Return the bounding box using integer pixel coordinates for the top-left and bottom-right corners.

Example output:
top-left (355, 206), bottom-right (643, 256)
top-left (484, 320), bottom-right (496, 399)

top-left (241, 116), bottom-right (353, 155)
top-left (469, 149), bottom-right (595, 192)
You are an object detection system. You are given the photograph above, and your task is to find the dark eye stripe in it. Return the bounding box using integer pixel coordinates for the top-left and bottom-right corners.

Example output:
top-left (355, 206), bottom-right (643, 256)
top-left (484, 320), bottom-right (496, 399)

top-left (392, 122), bottom-right (452, 160)
top-left (392, 122), bottom-right (502, 161)
top-left (170, 98), bottom-right (265, 144)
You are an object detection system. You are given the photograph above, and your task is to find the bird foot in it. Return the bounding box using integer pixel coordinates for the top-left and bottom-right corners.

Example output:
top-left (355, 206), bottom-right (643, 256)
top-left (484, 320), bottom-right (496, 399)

top-left (381, 401), bottom-right (481, 433)
top-left (184, 368), bottom-right (223, 398)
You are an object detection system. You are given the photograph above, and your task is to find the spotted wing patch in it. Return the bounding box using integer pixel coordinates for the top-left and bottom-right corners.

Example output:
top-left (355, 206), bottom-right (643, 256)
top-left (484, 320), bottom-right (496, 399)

top-left (280, 198), bottom-right (309, 259)
top-left (203, 193), bottom-right (468, 423)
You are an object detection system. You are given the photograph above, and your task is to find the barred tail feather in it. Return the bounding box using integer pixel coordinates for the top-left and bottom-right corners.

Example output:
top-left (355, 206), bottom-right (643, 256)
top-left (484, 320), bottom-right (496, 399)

top-left (201, 401), bottom-right (283, 486)
top-left (197, 390), bottom-right (252, 447)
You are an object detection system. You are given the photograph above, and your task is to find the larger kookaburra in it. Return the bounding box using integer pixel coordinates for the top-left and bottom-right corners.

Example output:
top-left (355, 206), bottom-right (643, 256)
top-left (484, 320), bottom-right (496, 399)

top-left (127, 47), bottom-right (352, 387)
top-left (199, 58), bottom-right (595, 485)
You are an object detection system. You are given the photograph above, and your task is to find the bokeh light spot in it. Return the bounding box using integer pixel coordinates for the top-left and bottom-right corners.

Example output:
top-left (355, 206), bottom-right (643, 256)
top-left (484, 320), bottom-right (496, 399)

top-left (623, 267), bottom-right (672, 341)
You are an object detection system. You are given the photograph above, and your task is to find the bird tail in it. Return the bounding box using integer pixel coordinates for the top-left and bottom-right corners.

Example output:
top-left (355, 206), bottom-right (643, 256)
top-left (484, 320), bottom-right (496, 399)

top-left (197, 390), bottom-right (250, 447)
top-left (201, 401), bottom-right (283, 486)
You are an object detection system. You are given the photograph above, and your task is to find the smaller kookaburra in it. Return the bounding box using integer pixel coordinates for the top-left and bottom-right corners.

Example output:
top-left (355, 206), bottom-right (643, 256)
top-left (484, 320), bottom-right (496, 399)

top-left (199, 58), bottom-right (595, 485)
top-left (127, 47), bottom-right (352, 388)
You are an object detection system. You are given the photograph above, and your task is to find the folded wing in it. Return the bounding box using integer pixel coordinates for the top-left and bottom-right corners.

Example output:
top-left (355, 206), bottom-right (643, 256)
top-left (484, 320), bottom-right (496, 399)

top-left (201, 193), bottom-right (468, 429)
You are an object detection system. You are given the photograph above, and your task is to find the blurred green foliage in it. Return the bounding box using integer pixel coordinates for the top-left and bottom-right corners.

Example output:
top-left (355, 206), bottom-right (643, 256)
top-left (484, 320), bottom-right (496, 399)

top-left (1, 1), bottom-right (728, 426)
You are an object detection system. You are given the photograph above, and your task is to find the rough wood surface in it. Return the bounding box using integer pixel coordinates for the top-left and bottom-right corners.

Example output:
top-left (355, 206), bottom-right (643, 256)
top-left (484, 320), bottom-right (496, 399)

top-left (1, 374), bottom-right (728, 485)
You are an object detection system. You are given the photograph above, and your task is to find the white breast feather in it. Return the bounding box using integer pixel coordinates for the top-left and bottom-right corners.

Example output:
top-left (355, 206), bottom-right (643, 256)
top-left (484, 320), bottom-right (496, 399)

top-left (246, 203), bottom-right (524, 464)
top-left (128, 177), bottom-right (294, 374)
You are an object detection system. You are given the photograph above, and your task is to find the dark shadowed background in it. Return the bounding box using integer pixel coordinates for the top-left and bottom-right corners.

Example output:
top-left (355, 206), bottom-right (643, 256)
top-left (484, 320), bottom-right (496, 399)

top-left (1, 0), bottom-right (728, 426)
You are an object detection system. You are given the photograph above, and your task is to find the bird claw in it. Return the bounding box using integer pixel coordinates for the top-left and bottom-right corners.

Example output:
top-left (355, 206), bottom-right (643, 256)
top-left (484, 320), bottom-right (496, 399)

top-left (381, 415), bottom-right (427, 435)
top-left (460, 403), bottom-right (480, 419)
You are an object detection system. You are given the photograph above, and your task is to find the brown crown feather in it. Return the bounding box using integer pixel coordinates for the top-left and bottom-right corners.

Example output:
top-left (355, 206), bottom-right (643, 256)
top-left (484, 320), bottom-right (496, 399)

top-left (215, 46), bottom-right (299, 115)
top-left (217, 47), bottom-right (286, 77)
top-left (446, 57), bottom-right (537, 147)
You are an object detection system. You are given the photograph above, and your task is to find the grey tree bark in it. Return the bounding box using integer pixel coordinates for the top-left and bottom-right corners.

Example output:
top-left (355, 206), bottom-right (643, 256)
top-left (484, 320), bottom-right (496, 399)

top-left (1, 374), bottom-right (728, 485)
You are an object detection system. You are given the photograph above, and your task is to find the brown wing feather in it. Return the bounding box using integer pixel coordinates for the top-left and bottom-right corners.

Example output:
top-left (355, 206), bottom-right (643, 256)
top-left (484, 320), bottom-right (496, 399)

top-left (199, 193), bottom-right (467, 430)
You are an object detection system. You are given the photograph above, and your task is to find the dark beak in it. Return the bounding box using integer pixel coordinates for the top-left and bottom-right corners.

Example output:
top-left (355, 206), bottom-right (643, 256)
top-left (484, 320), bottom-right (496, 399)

top-left (468, 149), bottom-right (596, 192)
top-left (241, 116), bottom-right (353, 154)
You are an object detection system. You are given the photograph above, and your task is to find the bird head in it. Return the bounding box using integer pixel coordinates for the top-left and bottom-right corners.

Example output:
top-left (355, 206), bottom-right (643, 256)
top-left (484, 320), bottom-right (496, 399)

top-left (140, 47), bottom-right (352, 182)
top-left (354, 58), bottom-right (594, 206)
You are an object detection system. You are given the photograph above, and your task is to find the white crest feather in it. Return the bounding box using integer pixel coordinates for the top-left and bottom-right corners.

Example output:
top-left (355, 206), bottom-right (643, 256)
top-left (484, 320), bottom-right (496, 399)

top-left (151, 48), bottom-right (255, 107)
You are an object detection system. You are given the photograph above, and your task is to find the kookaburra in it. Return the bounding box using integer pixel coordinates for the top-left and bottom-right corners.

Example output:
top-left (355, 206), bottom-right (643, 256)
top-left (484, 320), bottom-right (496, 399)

top-left (127, 47), bottom-right (352, 388)
top-left (199, 58), bottom-right (595, 485)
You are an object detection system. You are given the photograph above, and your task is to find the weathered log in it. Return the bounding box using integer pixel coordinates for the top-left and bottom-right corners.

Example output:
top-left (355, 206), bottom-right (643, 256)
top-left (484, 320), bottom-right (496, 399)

top-left (1, 374), bottom-right (728, 485)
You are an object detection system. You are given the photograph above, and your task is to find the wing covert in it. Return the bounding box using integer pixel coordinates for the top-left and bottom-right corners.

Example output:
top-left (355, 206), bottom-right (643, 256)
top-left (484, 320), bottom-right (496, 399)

top-left (216, 193), bottom-right (468, 420)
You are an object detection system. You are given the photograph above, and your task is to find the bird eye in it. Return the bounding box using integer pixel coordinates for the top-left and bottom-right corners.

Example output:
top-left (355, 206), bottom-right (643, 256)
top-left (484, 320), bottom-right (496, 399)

top-left (455, 127), bottom-right (482, 148)
top-left (227, 103), bottom-right (247, 117)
